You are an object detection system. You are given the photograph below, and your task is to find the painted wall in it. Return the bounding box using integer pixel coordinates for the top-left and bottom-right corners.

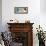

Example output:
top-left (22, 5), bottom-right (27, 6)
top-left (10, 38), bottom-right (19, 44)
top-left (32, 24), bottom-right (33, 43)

top-left (2, 0), bottom-right (40, 46)
top-left (40, 1), bottom-right (46, 45)
top-left (40, 0), bottom-right (46, 13)
top-left (0, 0), bottom-right (2, 32)
top-left (2, 0), bottom-right (40, 31)
top-left (40, 0), bottom-right (46, 31)
top-left (2, 0), bottom-right (46, 46)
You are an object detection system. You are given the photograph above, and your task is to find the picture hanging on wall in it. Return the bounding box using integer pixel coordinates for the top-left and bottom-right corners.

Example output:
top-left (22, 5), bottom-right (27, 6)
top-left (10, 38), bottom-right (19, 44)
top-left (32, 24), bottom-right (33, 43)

top-left (14, 7), bottom-right (28, 14)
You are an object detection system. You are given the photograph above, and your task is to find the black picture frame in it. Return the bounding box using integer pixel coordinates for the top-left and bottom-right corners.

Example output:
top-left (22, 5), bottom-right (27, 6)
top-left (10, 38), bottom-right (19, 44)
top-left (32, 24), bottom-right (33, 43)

top-left (14, 7), bottom-right (28, 14)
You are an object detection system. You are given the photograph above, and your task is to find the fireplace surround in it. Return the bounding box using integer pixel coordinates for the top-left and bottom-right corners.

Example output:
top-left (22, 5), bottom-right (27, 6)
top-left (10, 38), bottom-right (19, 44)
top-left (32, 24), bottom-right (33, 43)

top-left (11, 32), bottom-right (28, 46)
top-left (7, 23), bottom-right (34, 46)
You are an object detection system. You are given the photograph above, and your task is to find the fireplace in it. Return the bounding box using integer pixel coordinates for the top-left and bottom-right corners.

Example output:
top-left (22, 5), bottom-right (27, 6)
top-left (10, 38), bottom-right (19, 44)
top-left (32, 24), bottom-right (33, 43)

top-left (7, 23), bottom-right (34, 46)
top-left (11, 32), bottom-right (28, 46)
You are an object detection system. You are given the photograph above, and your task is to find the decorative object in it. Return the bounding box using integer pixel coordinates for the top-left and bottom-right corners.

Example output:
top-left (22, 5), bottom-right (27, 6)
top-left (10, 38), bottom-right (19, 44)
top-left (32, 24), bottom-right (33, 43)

top-left (10, 20), bottom-right (13, 21)
top-left (8, 19), bottom-right (19, 23)
top-left (25, 20), bottom-right (30, 23)
top-left (36, 25), bottom-right (45, 46)
top-left (14, 7), bottom-right (28, 14)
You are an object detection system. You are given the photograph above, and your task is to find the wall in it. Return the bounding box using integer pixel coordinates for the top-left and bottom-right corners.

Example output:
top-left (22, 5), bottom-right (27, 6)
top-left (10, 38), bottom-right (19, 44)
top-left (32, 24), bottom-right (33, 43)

top-left (40, 0), bottom-right (46, 13)
top-left (2, 0), bottom-right (46, 46)
top-left (40, 0), bottom-right (46, 31)
top-left (0, 0), bottom-right (2, 32)
top-left (40, 0), bottom-right (46, 46)
top-left (2, 0), bottom-right (40, 30)
top-left (2, 0), bottom-right (40, 46)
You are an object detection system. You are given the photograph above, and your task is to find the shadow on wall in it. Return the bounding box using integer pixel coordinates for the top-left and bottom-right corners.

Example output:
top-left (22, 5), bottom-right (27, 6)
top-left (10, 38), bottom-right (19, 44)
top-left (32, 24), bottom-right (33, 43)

top-left (0, 16), bottom-right (2, 32)
top-left (0, 0), bottom-right (2, 32)
top-left (40, 0), bottom-right (46, 13)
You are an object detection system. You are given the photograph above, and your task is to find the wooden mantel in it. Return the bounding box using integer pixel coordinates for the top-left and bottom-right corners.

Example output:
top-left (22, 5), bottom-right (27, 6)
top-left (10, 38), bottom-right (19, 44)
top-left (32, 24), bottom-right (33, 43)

top-left (7, 23), bottom-right (34, 46)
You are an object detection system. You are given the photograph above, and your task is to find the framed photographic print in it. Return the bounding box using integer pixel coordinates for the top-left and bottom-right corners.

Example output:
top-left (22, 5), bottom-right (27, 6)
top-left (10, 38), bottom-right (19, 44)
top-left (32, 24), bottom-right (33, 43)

top-left (14, 7), bottom-right (28, 14)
